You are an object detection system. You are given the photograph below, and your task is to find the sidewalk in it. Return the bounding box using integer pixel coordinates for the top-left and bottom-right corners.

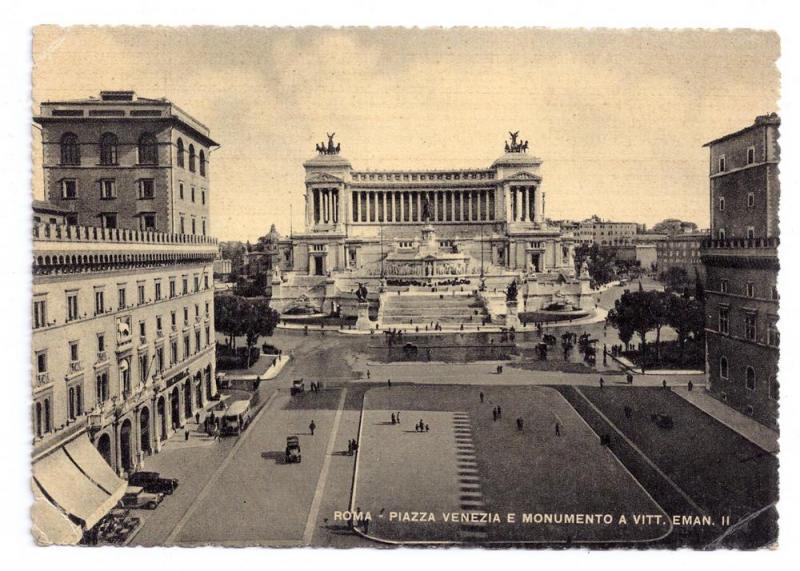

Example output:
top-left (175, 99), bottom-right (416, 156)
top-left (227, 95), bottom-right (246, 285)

top-left (608, 352), bottom-right (703, 376)
top-left (672, 387), bottom-right (779, 454)
top-left (221, 354), bottom-right (291, 381)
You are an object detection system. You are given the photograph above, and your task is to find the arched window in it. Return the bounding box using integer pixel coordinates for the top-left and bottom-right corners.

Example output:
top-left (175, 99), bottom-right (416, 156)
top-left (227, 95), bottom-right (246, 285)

top-left (176, 138), bottom-right (185, 168)
top-left (99, 132), bottom-right (118, 165)
top-left (188, 144), bottom-right (196, 172)
top-left (746, 366), bottom-right (756, 391)
top-left (720, 356), bottom-right (728, 380)
top-left (34, 402), bottom-right (42, 438)
top-left (138, 133), bottom-right (158, 165)
top-left (199, 150), bottom-right (206, 176)
top-left (60, 132), bottom-right (80, 165)
top-left (43, 399), bottom-right (51, 434)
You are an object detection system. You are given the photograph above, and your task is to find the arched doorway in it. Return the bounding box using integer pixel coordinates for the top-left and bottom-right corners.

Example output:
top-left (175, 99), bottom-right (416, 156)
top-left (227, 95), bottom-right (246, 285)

top-left (139, 407), bottom-right (151, 455)
top-left (205, 366), bottom-right (213, 400)
top-left (195, 373), bottom-right (203, 410)
top-left (96, 433), bottom-right (112, 468)
top-left (183, 381), bottom-right (193, 420)
top-left (119, 419), bottom-right (133, 474)
top-left (157, 396), bottom-right (167, 441)
top-left (170, 387), bottom-right (180, 429)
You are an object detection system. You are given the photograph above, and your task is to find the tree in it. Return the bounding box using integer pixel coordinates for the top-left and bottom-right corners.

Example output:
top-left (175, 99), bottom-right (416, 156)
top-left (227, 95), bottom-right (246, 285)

top-left (607, 290), bottom-right (656, 370)
top-left (214, 294), bottom-right (248, 350)
top-left (659, 266), bottom-right (689, 293)
top-left (648, 291), bottom-right (671, 364)
top-left (241, 298), bottom-right (280, 367)
top-left (667, 295), bottom-right (705, 365)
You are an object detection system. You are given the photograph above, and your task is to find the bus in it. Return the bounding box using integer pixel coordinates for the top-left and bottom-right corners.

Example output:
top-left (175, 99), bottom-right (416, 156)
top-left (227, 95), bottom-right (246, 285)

top-left (220, 400), bottom-right (252, 435)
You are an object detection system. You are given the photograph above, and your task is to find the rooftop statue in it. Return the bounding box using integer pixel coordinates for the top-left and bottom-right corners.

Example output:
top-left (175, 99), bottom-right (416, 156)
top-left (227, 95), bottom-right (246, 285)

top-left (505, 130), bottom-right (529, 153)
top-left (316, 132), bottom-right (341, 155)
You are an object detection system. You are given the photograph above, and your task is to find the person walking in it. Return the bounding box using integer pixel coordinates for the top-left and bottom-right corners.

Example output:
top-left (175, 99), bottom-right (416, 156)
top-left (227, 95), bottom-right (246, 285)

top-left (387, 378), bottom-right (392, 388)
top-left (516, 418), bottom-right (524, 432)
top-left (555, 422), bottom-right (561, 436)
top-left (425, 424), bottom-right (430, 432)
top-left (184, 427), bottom-right (190, 441)
top-left (599, 377), bottom-right (605, 389)
top-left (479, 391), bottom-right (484, 403)
top-left (195, 411), bottom-right (200, 424)
top-left (497, 406), bottom-right (502, 418)
top-left (347, 440), bottom-right (353, 455)
top-left (662, 379), bottom-right (668, 389)
top-left (396, 412), bottom-right (401, 423)
top-left (688, 380), bottom-right (694, 392)
top-left (367, 369), bottom-right (371, 379)
top-left (391, 413), bottom-right (396, 425)
top-left (309, 420), bottom-right (317, 436)
top-left (492, 408), bottom-right (498, 422)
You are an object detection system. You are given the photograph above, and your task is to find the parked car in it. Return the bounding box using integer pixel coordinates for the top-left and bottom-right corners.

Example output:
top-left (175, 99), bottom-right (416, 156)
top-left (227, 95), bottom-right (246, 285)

top-left (120, 486), bottom-right (164, 510)
top-left (128, 471), bottom-right (179, 494)
top-left (651, 413), bottom-right (674, 429)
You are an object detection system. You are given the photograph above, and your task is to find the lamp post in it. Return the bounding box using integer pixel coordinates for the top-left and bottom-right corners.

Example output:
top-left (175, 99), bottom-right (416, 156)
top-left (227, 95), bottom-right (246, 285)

top-left (479, 224), bottom-right (486, 291)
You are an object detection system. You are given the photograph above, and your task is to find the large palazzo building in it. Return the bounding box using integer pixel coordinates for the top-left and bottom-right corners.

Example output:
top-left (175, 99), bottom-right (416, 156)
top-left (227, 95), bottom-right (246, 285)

top-left (701, 113), bottom-right (780, 428)
top-left (30, 92), bottom-right (219, 544)
top-left (271, 134), bottom-right (591, 324)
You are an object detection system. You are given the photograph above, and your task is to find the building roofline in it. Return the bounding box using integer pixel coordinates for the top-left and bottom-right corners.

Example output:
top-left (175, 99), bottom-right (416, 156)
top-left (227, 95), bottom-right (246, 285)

top-left (703, 113), bottom-right (781, 147)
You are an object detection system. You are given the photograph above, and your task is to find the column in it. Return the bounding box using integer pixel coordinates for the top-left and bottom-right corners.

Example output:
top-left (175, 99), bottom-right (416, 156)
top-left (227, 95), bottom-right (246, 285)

top-left (400, 192), bottom-right (405, 222)
top-left (333, 189), bottom-right (339, 223)
top-left (534, 186), bottom-right (543, 224)
top-left (504, 186), bottom-right (512, 222)
top-left (416, 192), bottom-right (421, 222)
top-left (387, 191), bottom-right (393, 222)
top-left (434, 192), bottom-right (439, 221)
top-left (353, 190), bottom-right (359, 222)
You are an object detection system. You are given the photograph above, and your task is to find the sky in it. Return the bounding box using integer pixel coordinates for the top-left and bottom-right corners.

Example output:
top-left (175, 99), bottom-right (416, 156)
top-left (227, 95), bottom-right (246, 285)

top-left (31, 27), bottom-right (780, 242)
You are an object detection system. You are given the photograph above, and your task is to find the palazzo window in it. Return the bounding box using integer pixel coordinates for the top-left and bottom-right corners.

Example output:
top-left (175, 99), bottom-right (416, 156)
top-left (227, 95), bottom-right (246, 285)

top-left (138, 133), bottom-right (158, 165)
top-left (99, 133), bottom-right (118, 165)
top-left (60, 133), bottom-right (80, 165)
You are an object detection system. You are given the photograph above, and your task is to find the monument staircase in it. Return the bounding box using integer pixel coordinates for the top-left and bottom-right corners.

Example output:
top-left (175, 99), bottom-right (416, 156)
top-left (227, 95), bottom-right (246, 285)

top-left (379, 291), bottom-right (488, 326)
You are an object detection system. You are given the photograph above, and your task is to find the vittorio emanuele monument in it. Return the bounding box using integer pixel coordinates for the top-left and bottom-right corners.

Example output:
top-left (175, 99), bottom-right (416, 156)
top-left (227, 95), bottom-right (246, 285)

top-left (270, 132), bottom-right (595, 329)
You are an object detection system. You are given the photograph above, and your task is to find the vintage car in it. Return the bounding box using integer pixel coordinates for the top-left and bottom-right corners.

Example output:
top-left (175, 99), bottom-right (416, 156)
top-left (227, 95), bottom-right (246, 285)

top-left (128, 471), bottom-right (179, 494)
top-left (285, 435), bottom-right (301, 463)
top-left (651, 413), bottom-right (674, 429)
top-left (290, 379), bottom-right (305, 395)
top-left (119, 486), bottom-right (164, 510)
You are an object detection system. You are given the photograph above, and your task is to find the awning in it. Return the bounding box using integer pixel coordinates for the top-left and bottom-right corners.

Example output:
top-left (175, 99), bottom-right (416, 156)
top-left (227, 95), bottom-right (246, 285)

top-left (64, 435), bottom-right (126, 501)
top-left (32, 436), bottom-right (124, 530)
top-left (31, 481), bottom-right (83, 545)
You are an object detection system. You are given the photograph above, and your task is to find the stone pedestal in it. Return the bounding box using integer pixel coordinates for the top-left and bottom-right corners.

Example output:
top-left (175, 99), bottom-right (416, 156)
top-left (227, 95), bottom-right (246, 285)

top-left (505, 300), bottom-right (521, 329)
top-left (355, 302), bottom-right (372, 330)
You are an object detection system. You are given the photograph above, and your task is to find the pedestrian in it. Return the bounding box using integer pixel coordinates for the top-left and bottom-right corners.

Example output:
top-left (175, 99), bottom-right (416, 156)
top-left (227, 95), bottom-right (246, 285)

top-left (497, 406), bottom-right (502, 418)
top-left (195, 411), bottom-right (200, 424)
top-left (599, 377), bottom-right (605, 389)
top-left (555, 422), bottom-right (561, 437)
top-left (388, 378), bottom-right (392, 388)
top-left (353, 439), bottom-right (358, 453)
top-left (516, 418), bottom-right (524, 432)
top-left (367, 369), bottom-right (371, 379)
top-left (396, 412), bottom-right (401, 423)
top-left (348, 440), bottom-right (353, 455)
top-left (662, 379), bottom-right (667, 389)
top-left (425, 424), bottom-right (429, 432)
top-left (391, 413), bottom-right (396, 425)
top-left (415, 422), bottom-right (420, 432)
top-left (492, 408), bottom-right (498, 422)
top-left (480, 391), bottom-right (484, 403)
top-left (309, 420), bottom-right (316, 435)
top-left (688, 380), bottom-right (694, 392)
top-left (184, 427), bottom-right (190, 441)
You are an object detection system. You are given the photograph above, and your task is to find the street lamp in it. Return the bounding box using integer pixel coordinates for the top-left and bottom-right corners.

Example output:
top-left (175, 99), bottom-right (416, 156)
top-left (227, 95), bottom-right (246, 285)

top-left (479, 223), bottom-right (486, 291)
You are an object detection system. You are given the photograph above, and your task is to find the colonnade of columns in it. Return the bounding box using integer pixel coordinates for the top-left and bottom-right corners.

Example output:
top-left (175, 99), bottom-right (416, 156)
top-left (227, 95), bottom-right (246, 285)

top-left (508, 185), bottom-right (542, 223)
top-left (350, 189), bottom-right (496, 223)
top-left (311, 188), bottom-right (339, 225)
